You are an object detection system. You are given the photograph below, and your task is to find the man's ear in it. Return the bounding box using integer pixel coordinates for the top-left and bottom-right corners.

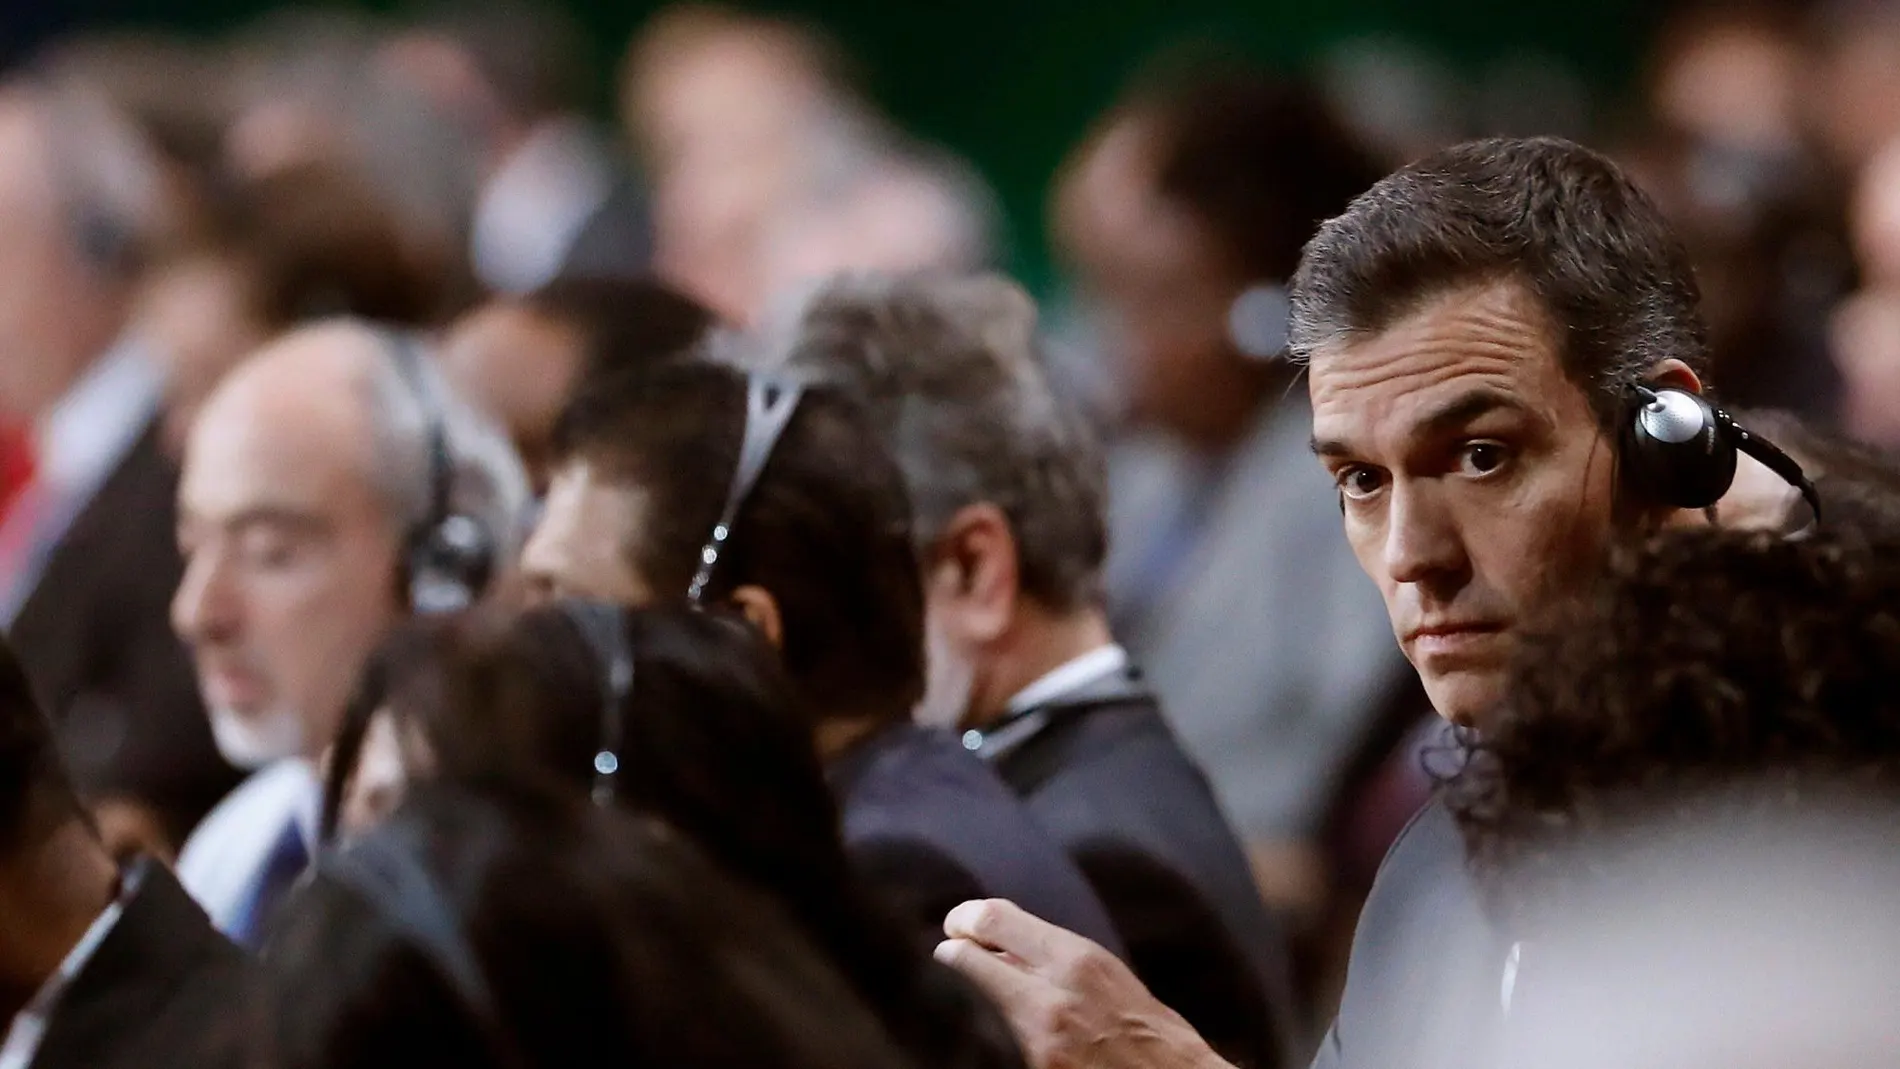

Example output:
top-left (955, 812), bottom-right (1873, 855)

top-left (1646, 359), bottom-right (1705, 395)
top-left (728, 585), bottom-right (785, 649)
top-left (927, 503), bottom-right (1020, 646)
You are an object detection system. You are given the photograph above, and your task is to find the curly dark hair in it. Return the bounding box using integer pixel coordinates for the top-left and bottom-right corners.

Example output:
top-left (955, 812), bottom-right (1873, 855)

top-left (1445, 523), bottom-right (1900, 924)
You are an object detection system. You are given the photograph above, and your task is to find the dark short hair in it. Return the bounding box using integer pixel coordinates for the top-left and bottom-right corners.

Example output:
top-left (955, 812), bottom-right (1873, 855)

top-left (1290, 136), bottom-right (1712, 428)
top-left (1125, 63), bottom-right (1382, 283)
top-left (553, 361), bottom-right (925, 725)
top-left (0, 636), bottom-right (76, 854)
top-left (1446, 524), bottom-right (1900, 922)
top-left (267, 783), bottom-right (913, 1069)
top-left (774, 274), bottom-right (1107, 612)
top-left (518, 276), bottom-right (714, 391)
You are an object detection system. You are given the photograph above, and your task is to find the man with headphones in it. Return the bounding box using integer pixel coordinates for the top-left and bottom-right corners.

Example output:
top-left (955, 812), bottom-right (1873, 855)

top-left (168, 319), bottom-right (527, 945)
top-left (936, 137), bottom-right (1828, 1069)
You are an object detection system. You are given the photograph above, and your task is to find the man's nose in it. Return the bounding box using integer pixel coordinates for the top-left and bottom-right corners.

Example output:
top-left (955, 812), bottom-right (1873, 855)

top-left (171, 552), bottom-right (239, 645)
top-left (1383, 481), bottom-right (1471, 595)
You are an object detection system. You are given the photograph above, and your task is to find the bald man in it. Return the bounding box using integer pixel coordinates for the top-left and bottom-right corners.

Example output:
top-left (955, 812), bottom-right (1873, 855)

top-left (170, 320), bottom-right (527, 944)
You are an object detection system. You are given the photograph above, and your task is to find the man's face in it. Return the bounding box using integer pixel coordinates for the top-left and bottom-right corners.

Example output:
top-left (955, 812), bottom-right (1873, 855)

top-left (172, 364), bottom-right (405, 769)
top-left (1056, 118), bottom-right (1243, 429)
top-left (1309, 281), bottom-right (1619, 724)
top-left (519, 459), bottom-right (656, 606)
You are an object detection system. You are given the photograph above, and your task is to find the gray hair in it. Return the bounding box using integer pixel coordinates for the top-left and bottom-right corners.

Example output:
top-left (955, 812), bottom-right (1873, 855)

top-left (359, 326), bottom-right (532, 564)
top-left (758, 273), bottom-right (1107, 611)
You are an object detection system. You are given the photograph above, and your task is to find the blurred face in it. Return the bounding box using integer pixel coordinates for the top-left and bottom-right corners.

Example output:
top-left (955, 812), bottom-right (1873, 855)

top-left (519, 459), bottom-right (655, 606)
top-left (172, 361), bottom-right (405, 768)
top-left (1309, 281), bottom-right (1619, 725)
top-left (1057, 118), bottom-right (1244, 430)
top-left (440, 303), bottom-right (583, 492)
top-left (1830, 288), bottom-right (1900, 447)
top-left (0, 93), bottom-right (119, 420)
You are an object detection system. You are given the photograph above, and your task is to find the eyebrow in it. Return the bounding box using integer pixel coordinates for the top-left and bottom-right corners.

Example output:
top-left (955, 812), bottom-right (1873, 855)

top-left (1311, 388), bottom-right (1527, 459)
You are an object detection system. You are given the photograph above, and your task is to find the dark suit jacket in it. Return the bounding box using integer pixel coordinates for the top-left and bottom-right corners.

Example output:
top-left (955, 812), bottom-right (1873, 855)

top-left (34, 861), bottom-right (258, 1069)
top-left (1309, 798), bottom-right (1507, 1069)
top-left (557, 177), bottom-right (653, 283)
top-left (830, 722), bottom-right (1125, 955)
top-left (986, 687), bottom-right (1297, 1069)
top-left (8, 422), bottom-right (240, 841)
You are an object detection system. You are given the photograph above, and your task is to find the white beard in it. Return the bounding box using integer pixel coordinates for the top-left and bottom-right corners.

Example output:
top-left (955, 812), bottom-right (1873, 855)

top-left (208, 704), bottom-right (308, 770)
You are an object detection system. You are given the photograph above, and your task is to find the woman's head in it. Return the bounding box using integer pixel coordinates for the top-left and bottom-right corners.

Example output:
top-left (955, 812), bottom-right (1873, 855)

top-left (268, 781), bottom-right (912, 1069)
top-left (1447, 524), bottom-right (1900, 924)
top-left (330, 603), bottom-right (851, 908)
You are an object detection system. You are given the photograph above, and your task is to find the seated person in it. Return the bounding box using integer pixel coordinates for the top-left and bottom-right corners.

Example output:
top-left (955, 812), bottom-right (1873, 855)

top-left (264, 780), bottom-right (916, 1069)
top-left (0, 632), bottom-right (253, 1069)
top-left (325, 602), bottom-right (1025, 1069)
top-left (1445, 524), bottom-right (1900, 1067)
top-left (772, 272), bottom-right (1296, 1067)
top-left (520, 358), bottom-right (1124, 953)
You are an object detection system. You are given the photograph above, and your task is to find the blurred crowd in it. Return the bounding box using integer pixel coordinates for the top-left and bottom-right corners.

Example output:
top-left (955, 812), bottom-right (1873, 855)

top-left (1, 0), bottom-right (1900, 1067)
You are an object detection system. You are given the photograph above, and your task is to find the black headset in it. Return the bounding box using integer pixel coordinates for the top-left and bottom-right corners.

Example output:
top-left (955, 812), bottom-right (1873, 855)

top-left (685, 372), bottom-right (806, 604)
top-left (381, 332), bottom-right (498, 615)
top-left (557, 600), bottom-right (636, 807)
top-left (1620, 385), bottom-right (1822, 525)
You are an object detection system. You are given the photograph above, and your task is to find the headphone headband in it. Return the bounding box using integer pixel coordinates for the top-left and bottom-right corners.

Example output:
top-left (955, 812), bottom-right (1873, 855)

top-left (556, 599), bottom-right (636, 806)
top-left (685, 372), bottom-right (806, 604)
top-left (379, 330), bottom-right (496, 615)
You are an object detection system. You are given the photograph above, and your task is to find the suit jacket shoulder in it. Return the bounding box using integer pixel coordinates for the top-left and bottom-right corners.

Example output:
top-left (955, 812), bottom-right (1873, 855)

top-left (830, 723), bottom-right (1124, 956)
top-left (9, 423), bottom-right (238, 835)
top-left (996, 695), bottom-right (1297, 1069)
top-left (33, 863), bottom-right (259, 1069)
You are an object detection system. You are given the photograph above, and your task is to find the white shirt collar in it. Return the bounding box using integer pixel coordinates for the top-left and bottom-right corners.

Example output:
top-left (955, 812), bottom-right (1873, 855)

top-left (470, 118), bottom-right (615, 294)
top-left (1006, 644), bottom-right (1129, 715)
top-left (0, 864), bottom-right (142, 1069)
top-left (33, 335), bottom-right (162, 494)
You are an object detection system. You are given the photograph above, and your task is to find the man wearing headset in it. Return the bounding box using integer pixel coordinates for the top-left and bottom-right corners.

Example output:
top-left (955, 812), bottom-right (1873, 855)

top-left (935, 137), bottom-right (1826, 1069)
top-left (168, 319), bottom-right (528, 945)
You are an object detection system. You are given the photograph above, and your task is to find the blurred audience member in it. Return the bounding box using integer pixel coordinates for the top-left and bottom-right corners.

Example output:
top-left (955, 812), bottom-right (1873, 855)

top-left (440, 276), bottom-right (713, 491)
top-left (140, 162), bottom-right (447, 453)
top-left (379, 1), bottom-right (652, 294)
top-left (0, 632), bottom-right (255, 1069)
top-left (0, 70), bottom-right (241, 861)
top-left (1445, 524), bottom-right (1900, 1067)
top-left (523, 357), bottom-right (1123, 950)
top-left (1831, 137), bottom-right (1900, 448)
top-left (756, 148), bottom-right (999, 313)
top-left (267, 781), bottom-right (917, 1069)
top-left (224, 10), bottom-right (481, 307)
top-left (1619, 3), bottom-right (1849, 419)
top-left (1805, 0), bottom-right (1900, 175)
top-left (773, 273), bottom-right (1296, 1067)
top-left (328, 603), bottom-right (1027, 1069)
top-left (1052, 66), bottom-right (1413, 909)
top-left (170, 320), bottom-right (527, 944)
top-left (622, 6), bottom-right (861, 321)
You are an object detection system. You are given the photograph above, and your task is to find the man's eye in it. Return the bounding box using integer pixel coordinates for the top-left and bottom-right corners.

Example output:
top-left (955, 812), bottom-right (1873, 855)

top-left (1337, 466), bottom-right (1387, 500)
top-left (1459, 442), bottom-right (1510, 477)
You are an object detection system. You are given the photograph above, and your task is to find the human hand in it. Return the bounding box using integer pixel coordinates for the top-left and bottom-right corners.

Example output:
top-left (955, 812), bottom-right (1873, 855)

top-left (935, 898), bottom-right (1236, 1069)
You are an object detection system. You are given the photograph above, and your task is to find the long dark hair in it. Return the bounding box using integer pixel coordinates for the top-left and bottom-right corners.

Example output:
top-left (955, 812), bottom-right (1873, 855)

top-left (326, 604), bottom-right (1023, 1069)
top-left (269, 780), bottom-right (916, 1069)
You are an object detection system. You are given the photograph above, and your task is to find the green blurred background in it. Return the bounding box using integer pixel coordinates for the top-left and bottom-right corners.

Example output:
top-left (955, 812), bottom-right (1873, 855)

top-left (21, 0), bottom-right (1662, 285)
